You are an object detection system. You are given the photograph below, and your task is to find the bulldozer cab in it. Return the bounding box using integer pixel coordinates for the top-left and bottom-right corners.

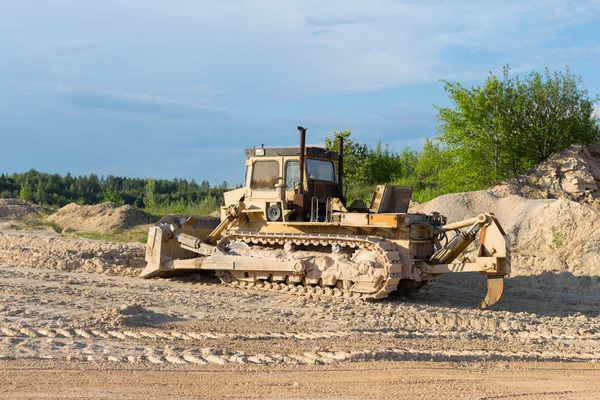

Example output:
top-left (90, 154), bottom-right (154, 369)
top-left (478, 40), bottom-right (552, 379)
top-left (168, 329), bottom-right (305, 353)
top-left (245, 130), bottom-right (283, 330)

top-left (242, 145), bottom-right (342, 222)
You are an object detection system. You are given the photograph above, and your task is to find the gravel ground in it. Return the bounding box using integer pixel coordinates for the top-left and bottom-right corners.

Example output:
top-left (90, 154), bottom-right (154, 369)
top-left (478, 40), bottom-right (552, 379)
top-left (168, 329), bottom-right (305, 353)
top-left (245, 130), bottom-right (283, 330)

top-left (2, 360), bottom-right (600, 399)
top-left (1, 232), bottom-right (599, 367)
top-left (0, 230), bottom-right (599, 398)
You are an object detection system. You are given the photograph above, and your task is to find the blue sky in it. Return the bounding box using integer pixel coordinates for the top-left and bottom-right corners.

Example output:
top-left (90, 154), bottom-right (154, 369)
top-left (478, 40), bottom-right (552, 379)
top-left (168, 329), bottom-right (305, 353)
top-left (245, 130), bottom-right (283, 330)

top-left (1, 0), bottom-right (600, 185)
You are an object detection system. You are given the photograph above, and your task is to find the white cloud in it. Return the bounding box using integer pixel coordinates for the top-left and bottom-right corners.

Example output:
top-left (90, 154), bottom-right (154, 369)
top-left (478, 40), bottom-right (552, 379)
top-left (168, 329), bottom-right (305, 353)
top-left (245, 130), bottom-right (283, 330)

top-left (3, 0), bottom-right (600, 98)
top-left (305, 14), bottom-right (375, 28)
top-left (545, 46), bottom-right (600, 57)
top-left (51, 40), bottom-right (98, 55)
top-left (57, 86), bottom-right (238, 120)
top-left (162, 0), bottom-right (600, 95)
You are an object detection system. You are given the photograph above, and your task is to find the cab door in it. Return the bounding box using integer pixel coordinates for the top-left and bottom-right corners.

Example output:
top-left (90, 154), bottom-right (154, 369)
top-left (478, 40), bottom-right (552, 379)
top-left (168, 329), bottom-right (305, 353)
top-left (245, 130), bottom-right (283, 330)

top-left (284, 159), bottom-right (299, 198)
top-left (247, 157), bottom-right (282, 200)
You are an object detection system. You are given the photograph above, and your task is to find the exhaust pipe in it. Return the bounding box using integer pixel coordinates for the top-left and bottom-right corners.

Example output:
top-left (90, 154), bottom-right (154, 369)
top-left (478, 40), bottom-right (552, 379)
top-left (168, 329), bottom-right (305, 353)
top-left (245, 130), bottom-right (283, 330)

top-left (337, 135), bottom-right (344, 205)
top-left (297, 126), bottom-right (306, 194)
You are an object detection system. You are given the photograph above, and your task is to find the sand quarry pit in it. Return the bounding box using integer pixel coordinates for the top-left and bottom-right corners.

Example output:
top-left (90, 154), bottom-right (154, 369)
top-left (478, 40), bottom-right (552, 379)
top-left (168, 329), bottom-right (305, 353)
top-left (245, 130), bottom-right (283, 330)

top-left (1, 145), bottom-right (600, 398)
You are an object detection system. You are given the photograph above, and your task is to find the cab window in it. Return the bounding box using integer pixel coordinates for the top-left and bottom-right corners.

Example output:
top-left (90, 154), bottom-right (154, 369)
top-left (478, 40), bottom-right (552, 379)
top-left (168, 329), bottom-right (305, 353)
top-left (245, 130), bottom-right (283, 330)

top-left (285, 161), bottom-right (299, 189)
top-left (251, 161), bottom-right (279, 190)
top-left (306, 159), bottom-right (335, 182)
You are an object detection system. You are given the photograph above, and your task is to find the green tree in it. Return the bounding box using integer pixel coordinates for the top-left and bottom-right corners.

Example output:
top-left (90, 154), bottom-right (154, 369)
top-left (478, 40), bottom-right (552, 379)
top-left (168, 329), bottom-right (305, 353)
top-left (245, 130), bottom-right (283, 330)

top-left (134, 196), bottom-right (145, 209)
top-left (19, 180), bottom-right (34, 202)
top-left (436, 65), bottom-right (600, 187)
top-left (35, 180), bottom-right (49, 205)
top-left (324, 130), bottom-right (370, 184)
top-left (367, 141), bottom-right (403, 183)
top-left (102, 186), bottom-right (124, 205)
top-left (509, 67), bottom-right (600, 162)
top-left (144, 178), bottom-right (157, 211)
top-left (398, 147), bottom-right (419, 178)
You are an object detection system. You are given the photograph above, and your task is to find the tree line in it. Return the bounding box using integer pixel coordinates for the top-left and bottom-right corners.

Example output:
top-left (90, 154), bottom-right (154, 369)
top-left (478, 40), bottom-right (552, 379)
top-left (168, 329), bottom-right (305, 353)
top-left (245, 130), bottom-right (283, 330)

top-left (0, 170), bottom-right (230, 216)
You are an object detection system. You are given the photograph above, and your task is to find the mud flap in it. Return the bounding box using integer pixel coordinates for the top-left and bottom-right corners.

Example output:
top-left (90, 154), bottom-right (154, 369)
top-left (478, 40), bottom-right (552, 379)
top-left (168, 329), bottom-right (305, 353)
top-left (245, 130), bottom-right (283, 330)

top-left (480, 275), bottom-right (504, 309)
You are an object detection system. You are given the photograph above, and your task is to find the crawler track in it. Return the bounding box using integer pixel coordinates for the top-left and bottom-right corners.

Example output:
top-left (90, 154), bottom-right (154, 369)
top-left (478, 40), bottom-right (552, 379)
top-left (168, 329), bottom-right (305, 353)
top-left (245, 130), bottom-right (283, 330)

top-left (217, 231), bottom-right (406, 300)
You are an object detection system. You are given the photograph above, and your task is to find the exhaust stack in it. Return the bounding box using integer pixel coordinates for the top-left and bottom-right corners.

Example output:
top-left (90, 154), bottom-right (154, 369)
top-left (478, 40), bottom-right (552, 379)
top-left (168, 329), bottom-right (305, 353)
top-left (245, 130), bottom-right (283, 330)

top-left (297, 126), bottom-right (306, 194)
top-left (337, 135), bottom-right (344, 205)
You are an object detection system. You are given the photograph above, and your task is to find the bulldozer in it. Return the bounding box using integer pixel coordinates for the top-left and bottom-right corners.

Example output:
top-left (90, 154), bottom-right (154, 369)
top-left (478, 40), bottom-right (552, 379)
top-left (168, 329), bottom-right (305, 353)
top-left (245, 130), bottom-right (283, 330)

top-left (141, 127), bottom-right (510, 308)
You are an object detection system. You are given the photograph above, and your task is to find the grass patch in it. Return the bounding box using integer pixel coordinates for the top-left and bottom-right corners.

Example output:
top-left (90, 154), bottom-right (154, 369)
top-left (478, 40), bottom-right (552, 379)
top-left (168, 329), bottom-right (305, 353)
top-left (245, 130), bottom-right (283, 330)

top-left (65, 228), bottom-right (149, 243)
top-left (551, 226), bottom-right (565, 248)
top-left (19, 214), bottom-right (149, 243)
top-left (23, 216), bottom-right (63, 233)
top-left (145, 195), bottom-right (220, 218)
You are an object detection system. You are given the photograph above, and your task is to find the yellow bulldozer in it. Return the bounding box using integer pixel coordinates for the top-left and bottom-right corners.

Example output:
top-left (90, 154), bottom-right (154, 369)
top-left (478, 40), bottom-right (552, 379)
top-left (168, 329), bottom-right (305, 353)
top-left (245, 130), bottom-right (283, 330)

top-left (141, 127), bottom-right (510, 308)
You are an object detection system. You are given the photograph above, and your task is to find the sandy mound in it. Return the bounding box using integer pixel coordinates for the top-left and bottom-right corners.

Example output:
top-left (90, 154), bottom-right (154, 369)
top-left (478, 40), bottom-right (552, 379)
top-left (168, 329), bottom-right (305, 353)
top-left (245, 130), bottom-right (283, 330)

top-left (410, 191), bottom-right (600, 276)
top-left (0, 232), bottom-right (145, 276)
top-left (490, 144), bottom-right (600, 207)
top-left (84, 304), bottom-right (174, 327)
top-left (46, 202), bottom-right (156, 232)
top-left (0, 199), bottom-right (49, 221)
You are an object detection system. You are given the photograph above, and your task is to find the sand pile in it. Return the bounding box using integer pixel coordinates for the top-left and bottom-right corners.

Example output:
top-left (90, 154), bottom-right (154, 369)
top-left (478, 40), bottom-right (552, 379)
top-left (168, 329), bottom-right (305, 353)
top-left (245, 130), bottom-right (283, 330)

top-left (85, 304), bottom-right (169, 327)
top-left (0, 199), bottom-right (49, 221)
top-left (413, 144), bottom-right (600, 277)
top-left (410, 191), bottom-right (600, 276)
top-left (490, 144), bottom-right (600, 207)
top-left (0, 232), bottom-right (145, 276)
top-left (46, 202), bottom-right (156, 233)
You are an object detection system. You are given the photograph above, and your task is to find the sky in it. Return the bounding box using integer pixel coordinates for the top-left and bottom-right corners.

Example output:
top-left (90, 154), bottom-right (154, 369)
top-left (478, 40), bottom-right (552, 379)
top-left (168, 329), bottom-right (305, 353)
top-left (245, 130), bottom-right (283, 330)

top-left (1, 0), bottom-right (600, 186)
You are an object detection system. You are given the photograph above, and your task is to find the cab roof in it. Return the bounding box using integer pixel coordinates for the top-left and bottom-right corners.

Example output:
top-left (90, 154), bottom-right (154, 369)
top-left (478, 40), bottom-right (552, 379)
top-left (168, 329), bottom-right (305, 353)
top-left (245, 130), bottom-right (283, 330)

top-left (244, 146), bottom-right (339, 160)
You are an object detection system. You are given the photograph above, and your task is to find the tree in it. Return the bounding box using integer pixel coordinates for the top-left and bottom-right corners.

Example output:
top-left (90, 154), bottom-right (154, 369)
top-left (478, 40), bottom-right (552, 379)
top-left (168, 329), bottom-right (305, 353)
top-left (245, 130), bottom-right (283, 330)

top-left (325, 130), bottom-right (407, 185)
top-left (398, 147), bottom-right (419, 178)
top-left (144, 178), bottom-right (157, 211)
top-left (436, 65), bottom-right (600, 187)
top-left (35, 180), bottom-right (49, 204)
top-left (19, 180), bottom-right (34, 202)
top-left (510, 67), bottom-right (600, 162)
top-left (102, 186), bottom-right (124, 205)
top-left (324, 130), bottom-right (370, 184)
top-left (133, 196), bottom-right (144, 209)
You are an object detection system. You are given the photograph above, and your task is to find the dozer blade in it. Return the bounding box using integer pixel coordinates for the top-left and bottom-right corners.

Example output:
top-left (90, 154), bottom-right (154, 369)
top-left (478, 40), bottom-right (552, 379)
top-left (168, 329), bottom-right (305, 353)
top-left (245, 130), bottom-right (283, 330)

top-left (140, 215), bottom-right (220, 279)
top-left (480, 275), bottom-right (504, 309)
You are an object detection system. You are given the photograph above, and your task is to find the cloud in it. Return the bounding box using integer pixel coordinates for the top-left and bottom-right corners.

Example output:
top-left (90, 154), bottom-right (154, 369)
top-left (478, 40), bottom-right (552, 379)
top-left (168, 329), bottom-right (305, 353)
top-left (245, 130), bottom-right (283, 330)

top-left (305, 14), bottom-right (374, 28)
top-left (545, 46), bottom-right (600, 57)
top-left (5, 0), bottom-right (600, 97)
top-left (19, 39), bottom-right (99, 58)
top-left (593, 104), bottom-right (600, 119)
top-left (294, 0), bottom-right (600, 91)
top-left (60, 88), bottom-right (233, 119)
top-left (65, 91), bottom-right (166, 115)
top-left (51, 40), bottom-right (98, 55)
top-left (310, 28), bottom-right (334, 36)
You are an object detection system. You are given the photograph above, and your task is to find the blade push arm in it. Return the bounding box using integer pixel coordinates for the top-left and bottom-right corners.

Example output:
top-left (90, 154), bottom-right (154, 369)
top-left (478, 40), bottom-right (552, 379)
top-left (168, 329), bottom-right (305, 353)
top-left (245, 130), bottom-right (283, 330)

top-left (423, 213), bottom-right (511, 308)
top-left (140, 197), bottom-right (246, 278)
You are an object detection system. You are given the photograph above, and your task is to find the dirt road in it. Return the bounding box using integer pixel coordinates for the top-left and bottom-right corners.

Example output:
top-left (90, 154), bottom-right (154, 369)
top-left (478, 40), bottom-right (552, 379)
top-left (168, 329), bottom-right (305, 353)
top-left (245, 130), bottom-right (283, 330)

top-left (1, 232), bottom-right (599, 398)
top-left (1, 261), bottom-right (599, 364)
top-left (2, 360), bottom-right (600, 399)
